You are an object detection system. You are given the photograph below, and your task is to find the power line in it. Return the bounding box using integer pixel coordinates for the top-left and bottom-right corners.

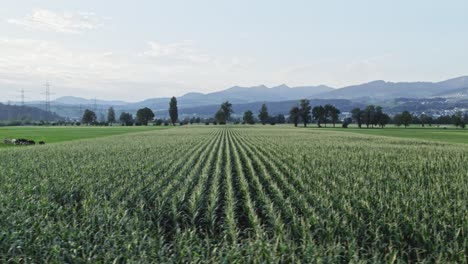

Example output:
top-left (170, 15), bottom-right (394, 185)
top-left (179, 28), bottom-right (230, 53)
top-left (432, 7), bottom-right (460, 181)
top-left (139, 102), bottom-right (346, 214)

top-left (19, 89), bottom-right (27, 107)
top-left (41, 81), bottom-right (55, 121)
top-left (94, 98), bottom-right (98, 113)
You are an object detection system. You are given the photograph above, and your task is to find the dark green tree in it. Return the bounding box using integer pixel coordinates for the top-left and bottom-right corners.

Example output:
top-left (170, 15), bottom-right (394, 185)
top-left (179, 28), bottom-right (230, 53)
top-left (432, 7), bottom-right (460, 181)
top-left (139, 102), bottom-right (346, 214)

top-left (258, 104), bottom-right (269, 125)
top-left (420, 113), bottom-right (429, 127)
top-left (82, 109), bottom-right (97, 125)
top-left (169, 96), bottom-right (178, 126)
top-left (351, 107), bottom-right (363, 128)
top-left (215, 109), bottom-right (227, 124)
top-left (312, 105), bottom-right (325, 127)
top-left (342, 117), bottom-right (352, 128)
top-left (243, 110), bottom-right (255, 124)
top-left (324, 104), bottom-right (341, 127)
top-left (362, 105), bottom-right (376, 128)
top-left (453, 111), bottom-right (463, 128)
top-left (299, 99), bottom-right (311, 127)
top-left (214, 101), bottom-right (233, 124)
top-left (289, 106), bottom-right (300, 127)
top-left (378, 113), bottom-right (390, 128)
top-left (462, 113), bottom-right (468, 129)
top-left (401, 111), bottom-right (412, 128)
top-left (374, 106), bottom-right (384, 127)
top-left (107, 107), bottom-right (116, 125)
top-left (136, 107), bottom-right (155, 126)
top-left (393, 114), bottom-right (402, 127)
top-left (221, 101), bottom-right (233, 120)
top-left (276, 114), bottom-right (286, 124)
top-left (119, 112), bottom-right (134, 126)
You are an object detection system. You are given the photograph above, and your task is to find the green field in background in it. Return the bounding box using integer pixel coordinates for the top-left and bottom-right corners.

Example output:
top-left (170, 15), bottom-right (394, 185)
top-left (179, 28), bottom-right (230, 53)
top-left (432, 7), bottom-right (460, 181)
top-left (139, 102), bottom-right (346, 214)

top-left (308, 125), bottom-right (468, 144)
top-left (0, 126), bottom-right (169, 147)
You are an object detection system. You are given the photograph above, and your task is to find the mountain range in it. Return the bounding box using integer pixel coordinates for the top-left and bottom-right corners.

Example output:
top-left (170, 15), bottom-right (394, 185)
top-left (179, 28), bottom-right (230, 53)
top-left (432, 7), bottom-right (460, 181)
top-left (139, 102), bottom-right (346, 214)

top-left (51, 76), bottom-right (468, 108)
top-left (18, 75), bottom-right (468, 119)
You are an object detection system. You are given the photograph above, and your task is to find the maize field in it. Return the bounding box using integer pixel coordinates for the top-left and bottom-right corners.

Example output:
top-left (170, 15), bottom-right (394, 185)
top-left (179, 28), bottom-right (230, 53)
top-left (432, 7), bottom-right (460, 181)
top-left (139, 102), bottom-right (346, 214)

top-left (0, 126), bottom-right (466, 262)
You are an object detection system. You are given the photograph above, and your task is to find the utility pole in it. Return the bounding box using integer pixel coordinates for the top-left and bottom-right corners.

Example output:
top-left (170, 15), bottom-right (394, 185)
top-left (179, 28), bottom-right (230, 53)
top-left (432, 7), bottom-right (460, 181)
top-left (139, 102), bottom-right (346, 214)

top-left (18, 89), bottom-right (27, 107)
top-left (42, 81), bottom-right (54, 122)
top-left (93, 98), bottom-right (98, 112)
top-left (45, 81), bottom-right (51, 114)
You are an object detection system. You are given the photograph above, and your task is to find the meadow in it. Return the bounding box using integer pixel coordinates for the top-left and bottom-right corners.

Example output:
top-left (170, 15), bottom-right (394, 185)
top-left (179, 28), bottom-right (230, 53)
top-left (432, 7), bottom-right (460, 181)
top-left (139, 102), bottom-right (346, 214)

top-left (0, 126), bottom-right (166, 147)
top-left (309, 125), bottom-right (468, 144)
top-left (0, 126), bottom-right (466, 262)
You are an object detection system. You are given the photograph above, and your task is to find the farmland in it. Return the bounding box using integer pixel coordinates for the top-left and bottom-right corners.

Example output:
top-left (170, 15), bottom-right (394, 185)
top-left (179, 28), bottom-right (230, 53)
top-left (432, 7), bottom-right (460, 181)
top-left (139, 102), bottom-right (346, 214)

top-left (0, 126), bottom-right (466, 262)
top-left (0, 126), bottom-right (166, 147)
top-left (309, 125), bottom-right (468, 144)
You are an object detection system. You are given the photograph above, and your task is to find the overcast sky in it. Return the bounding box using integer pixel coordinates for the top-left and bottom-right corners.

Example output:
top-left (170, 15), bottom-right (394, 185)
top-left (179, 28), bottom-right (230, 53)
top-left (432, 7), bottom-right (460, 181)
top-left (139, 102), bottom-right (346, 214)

top-left (1, 0), bottom-right (467, 102)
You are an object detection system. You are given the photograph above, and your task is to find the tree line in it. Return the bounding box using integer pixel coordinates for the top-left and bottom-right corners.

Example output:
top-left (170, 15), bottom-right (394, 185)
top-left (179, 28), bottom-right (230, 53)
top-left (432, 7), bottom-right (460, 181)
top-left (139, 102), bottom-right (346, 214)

top-left (79, 96), bottom-right (468, 129)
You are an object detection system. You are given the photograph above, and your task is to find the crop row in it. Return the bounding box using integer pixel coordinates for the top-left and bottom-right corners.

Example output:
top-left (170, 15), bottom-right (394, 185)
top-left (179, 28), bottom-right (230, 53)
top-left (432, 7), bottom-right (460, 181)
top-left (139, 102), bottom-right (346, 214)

top-left (0, 127), bottom-right (466, 262)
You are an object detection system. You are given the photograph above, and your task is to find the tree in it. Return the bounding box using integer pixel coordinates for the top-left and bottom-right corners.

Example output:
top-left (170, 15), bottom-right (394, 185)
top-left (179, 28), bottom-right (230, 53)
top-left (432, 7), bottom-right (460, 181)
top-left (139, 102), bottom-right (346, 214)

top-left (289, 106), bottom-right (300, 127)
top-left (136, 107), bottom-right (155, 126)
top-left (312, 105), bottom-right (325, 127)
top-left (243, 110), bottom-right (255, 124)
top-left (453, 111), bottom-right (463, 128)
top-left (299, 99), bottom-right (312, 127)
top-left (221, 101), bottom-right (233, 121)
top-left (401, 111), bottom-right (412, 128)
top-left (107, 107), bottom-right (116, 125)
top-left (258, 104), bottom-right (269, 125)
top-left (215, 109), bottom-right (227, 124)
top-left (323, 104), bottom-right (333, 127)
top-left (393, 114), bottom-right (402, 127)
top-left (378, 113), bottom-right (390, 128)
top-left (374, 106), bottom-right (384, 127)
top-left (362, 105), bottom-right (376, 128)
top-left (342, 117), bottom-right (352, 128)
top-left (420, 113), bottom-right (429, 127)
top-left (324, 104), bottom-right (341, 127)
top-left (214, 101), bottom-right (233, 124)
top-left (351, 108), bottom-right (363, 128)
top-left (119, 112), bottom-right (134, 126)
top-left (276, 114), bottom-right (286, 124)
top-left (169, 96), bottom-right (178, 126)
top-left (463, 113), bottom-right (468, 129)
top-left (82, 109), bottom-right (97, 125)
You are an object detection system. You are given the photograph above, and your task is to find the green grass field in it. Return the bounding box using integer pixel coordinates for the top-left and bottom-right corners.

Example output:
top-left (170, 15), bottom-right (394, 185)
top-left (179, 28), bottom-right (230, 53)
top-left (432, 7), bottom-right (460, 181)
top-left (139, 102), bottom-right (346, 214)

top-left (308, 125), bottom-right (468, 144)
top-left (0, 126), bottom-right (466, 262)
top-left (0, 126), bottom-right (168, 147)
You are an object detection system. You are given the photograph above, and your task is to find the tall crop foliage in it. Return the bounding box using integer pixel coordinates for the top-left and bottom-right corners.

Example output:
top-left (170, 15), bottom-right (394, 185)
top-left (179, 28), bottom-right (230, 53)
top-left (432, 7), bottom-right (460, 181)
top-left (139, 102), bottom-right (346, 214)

top-left (0, 126), bottom-right (466, 262)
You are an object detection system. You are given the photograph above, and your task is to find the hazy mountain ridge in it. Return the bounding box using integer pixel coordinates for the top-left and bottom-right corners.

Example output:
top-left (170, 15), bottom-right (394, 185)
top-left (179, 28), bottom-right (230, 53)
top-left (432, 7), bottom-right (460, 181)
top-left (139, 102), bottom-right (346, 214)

top-left (52, 84), bottom-right (334, 110)
top-left (51, 76), bottom-right (468, 109)
top-left (316, 76), bottom-right (468, 100)
top-left (17, 75), bottom-right (466, 119)
top-left (0, 103), bottom-right (62, 121)
top-left (432, 87), bottom-right (468, 99)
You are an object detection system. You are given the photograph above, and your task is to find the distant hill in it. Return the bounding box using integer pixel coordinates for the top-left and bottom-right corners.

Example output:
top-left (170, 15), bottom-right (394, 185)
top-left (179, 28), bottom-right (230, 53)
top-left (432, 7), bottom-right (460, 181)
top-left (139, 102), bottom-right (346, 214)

top-left (22, 75), bottom-right (468, 119)
top-left (53, 96), bottom-right (128, 106)
top-left (432, 87), bottom-right (468, 99)
top-left (316, 76), bottom-right (468, 100)
top-left (190, 84), bottom-right (333, 104)
top-left (155, 99), bottom-right (365, 118)
top-left (46, 85), bottom-right (334, 118)
top-left (0, 103), bottom-right (62, 121)
top-left (125, 84), bottom-right (334, 110)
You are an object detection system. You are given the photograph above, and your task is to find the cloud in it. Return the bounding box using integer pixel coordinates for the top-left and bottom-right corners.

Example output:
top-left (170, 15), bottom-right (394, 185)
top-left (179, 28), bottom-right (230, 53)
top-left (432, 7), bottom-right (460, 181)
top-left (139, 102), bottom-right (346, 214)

top-left (7, 9), bottom-right (105, 34)
top-left (0, 37), bottom-right (258, 101)
top-left (140, 41), bottom-right (215, 68)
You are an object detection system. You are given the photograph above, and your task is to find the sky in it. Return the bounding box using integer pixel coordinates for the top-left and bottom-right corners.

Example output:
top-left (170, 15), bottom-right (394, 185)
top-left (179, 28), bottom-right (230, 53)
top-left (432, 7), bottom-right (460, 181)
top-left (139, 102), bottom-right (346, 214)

top-left (1, 0), bottom-right (467, 102)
